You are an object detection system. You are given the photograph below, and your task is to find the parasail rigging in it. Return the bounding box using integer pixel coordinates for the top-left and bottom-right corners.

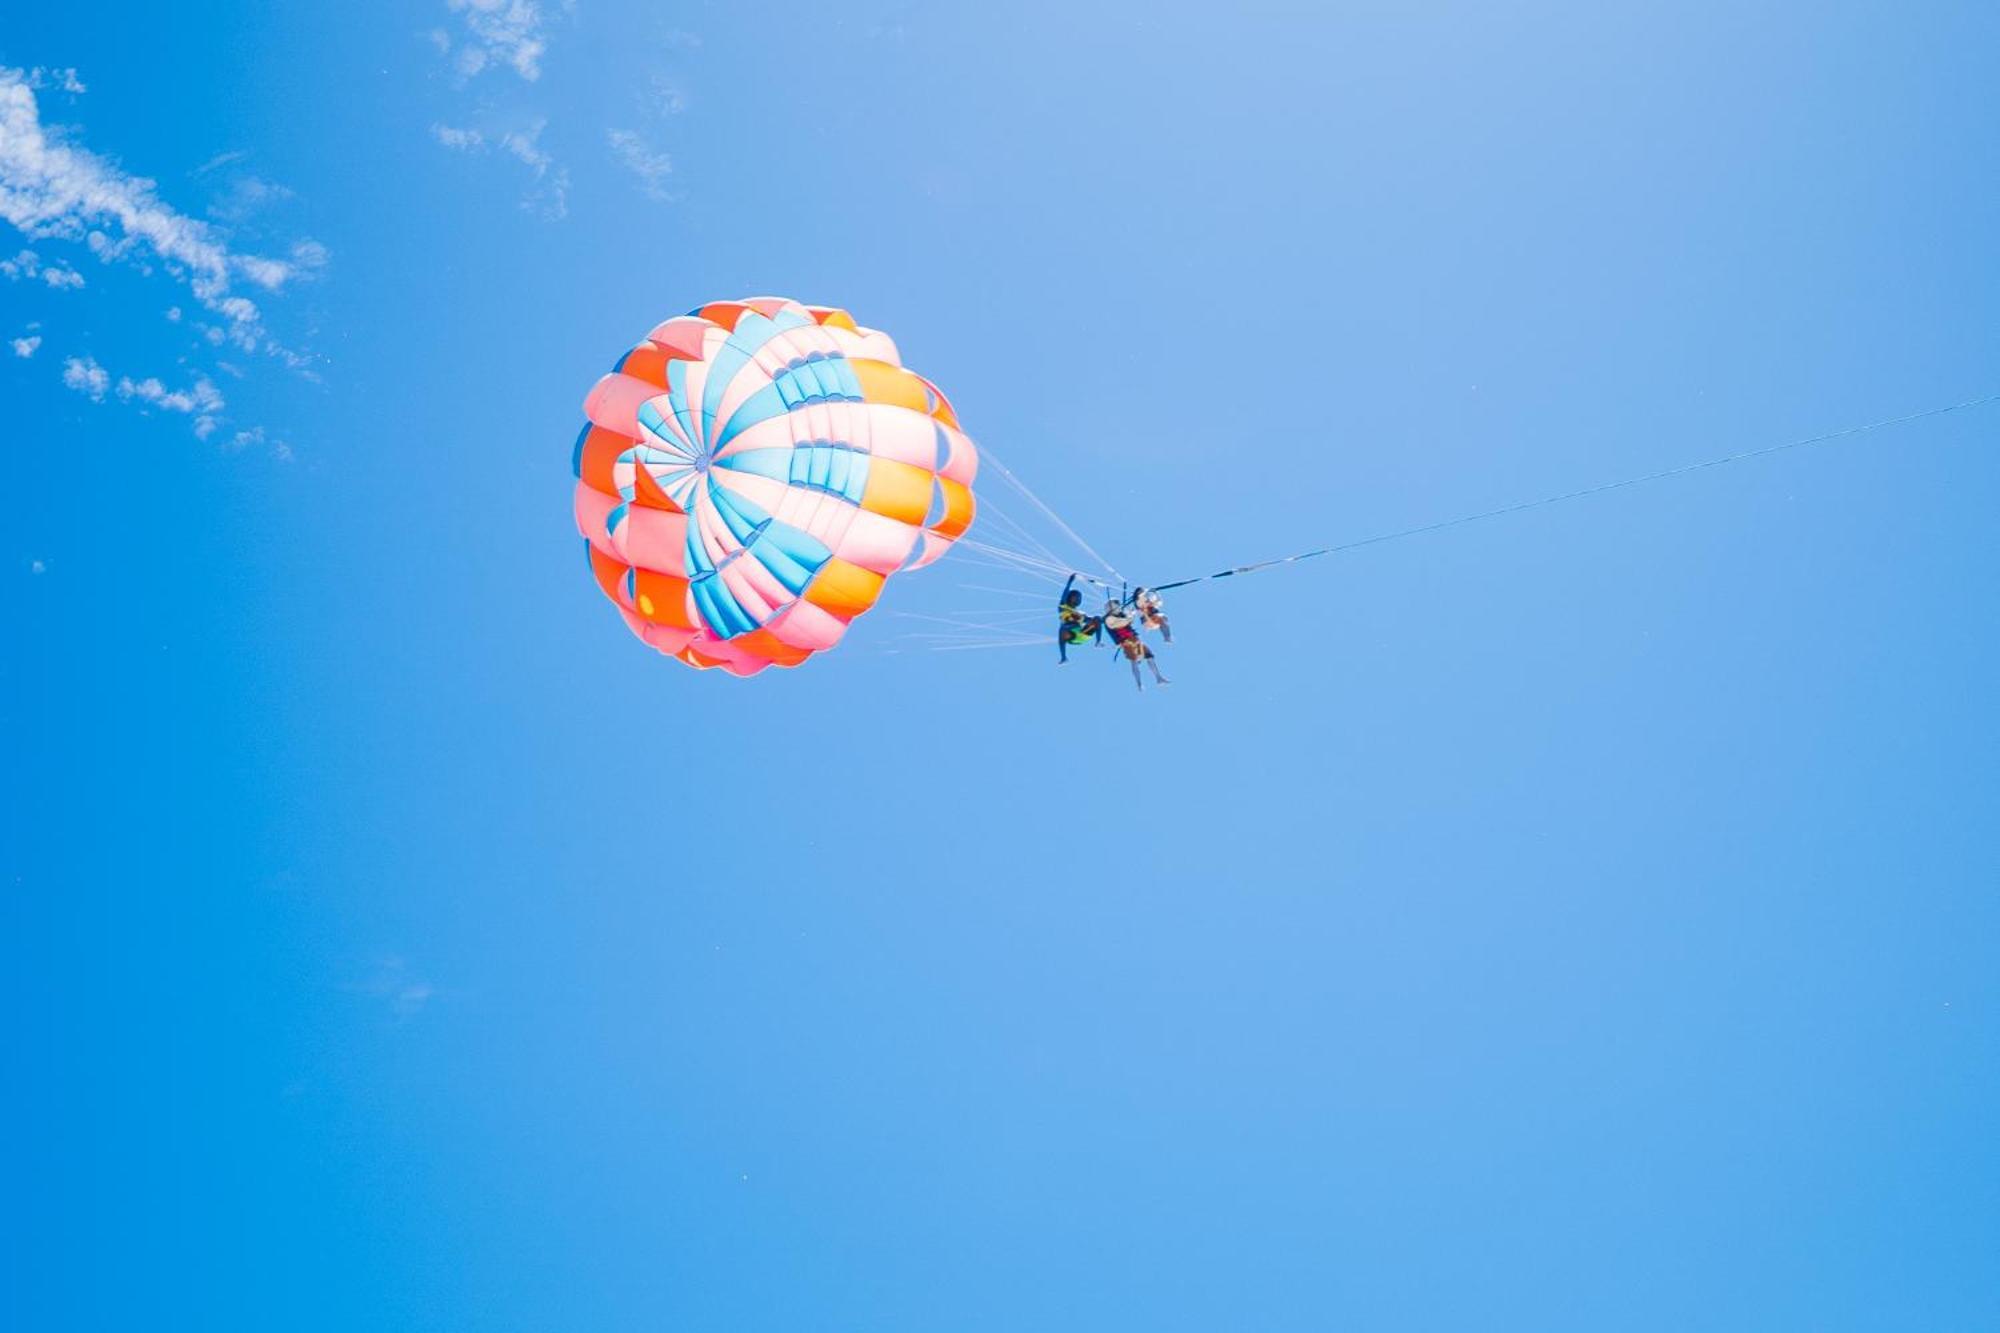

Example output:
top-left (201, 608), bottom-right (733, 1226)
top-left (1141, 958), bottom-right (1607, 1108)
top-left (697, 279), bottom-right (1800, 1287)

top-left (568, 297), bottom-right (1995, 683)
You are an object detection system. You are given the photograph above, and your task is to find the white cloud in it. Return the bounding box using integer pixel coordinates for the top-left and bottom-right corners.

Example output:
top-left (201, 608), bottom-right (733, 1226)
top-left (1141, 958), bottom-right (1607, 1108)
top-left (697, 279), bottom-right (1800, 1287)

top-left (25, 67), bottom-right (86, 96)
top-left (439, 0), bottom-right (549, 81)
top-left (29, 558), bottom-right (47, 574)
top-left (435, 119), bottom-right (567, 218)
top-left (607, 129), bottom-right (673, 201)
top-left (62, 351), bottom-right (231, 438)
top-left (165, 305), bottom-right (181, 321)
top-left (192, 149), bottom-right (248, 177)
top-left (187, 289), bottom-right (296, 361)
top-left (500, 121), bottom-right (553, 175)
top-left (427, 2), bottom-right (567, 216)
top-left (61, 353), bottom-right (108, 400)
top-left (0, 68), bottom-right (318, 357)
top-left (11, 333), bottom-right (39, 357)
top-left (117, 370), bottom-right (226, 440)
top-left (431, 123), bottom-right (485, 152)
top-left (82, 227), bottom-right (132, 263)
top-left (0, 247), bottom-right (85, 288)
top-left (504, 122), bottom-right (568, 219)
top-left (117, 370), bottom-right (224, 417)
top-left (227, 424), bottom-right (294, 461)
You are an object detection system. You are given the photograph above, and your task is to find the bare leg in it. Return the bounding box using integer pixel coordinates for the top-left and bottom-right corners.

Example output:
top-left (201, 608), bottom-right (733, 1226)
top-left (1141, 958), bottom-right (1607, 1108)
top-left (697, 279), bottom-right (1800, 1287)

top-left (1129, 656), bottom-right (1144, 691)
top-left (1148, 650), bottom-right (1169, 685)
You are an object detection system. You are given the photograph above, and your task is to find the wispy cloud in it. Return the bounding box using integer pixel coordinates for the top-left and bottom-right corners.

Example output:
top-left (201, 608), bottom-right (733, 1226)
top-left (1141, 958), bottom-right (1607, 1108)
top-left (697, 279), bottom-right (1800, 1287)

top-left (192, 148), bottom-right (248, 177)
top-left (648, 77), bottom-right (689, 117)
top-left (436, 0), bottom-right (550, 82)
top-left (619, 32), bottom-right (695, 193)
top-left (432, 123), bottom-right (486, 152)
top-left (0, 67), bottom-right (322, 361)
top-left (11, 333), bottom-right (39, 357)
top-left (225, 424), bottom-right (293, 462)
top-left (427, 2), bottom-right (572, 219)
top-left (24, 67), bottom-right (86, 96)
top-left (191, 155), bottom-right (325, 276)
top-left (349, 956), bottom-right (439, 1018)
top-left (206, 173), bottom-right (294, 224)
top-left (118, 369), bottom-right (223, 415)
top-left (433, 118), bottom-right (568, 218)
top-left (506, 121), bottom-right (569, 218)
top-left (500, 121), bottom-right (552, 174)
top-left (607, 129), bottom-right (673, 202)
top-left (1, 247), bottom-right (85, 288)
top-left (61, 351), bottom-right (226, 438)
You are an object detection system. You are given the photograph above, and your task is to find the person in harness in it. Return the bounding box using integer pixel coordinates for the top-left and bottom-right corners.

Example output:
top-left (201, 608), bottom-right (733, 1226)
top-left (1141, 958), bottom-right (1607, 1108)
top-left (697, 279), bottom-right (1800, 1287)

top-left (1132, 586), bottom-right (1172, 644)
top-left (1056, 574), bottom-right (1102, 664)
top-left (1102, 596), bottom-right (1169, 691)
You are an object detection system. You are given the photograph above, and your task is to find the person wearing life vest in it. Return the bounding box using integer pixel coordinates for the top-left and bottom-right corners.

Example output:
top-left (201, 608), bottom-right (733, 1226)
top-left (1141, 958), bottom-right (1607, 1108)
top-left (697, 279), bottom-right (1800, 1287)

top-left (1055, 574), bottom-right (1102, 663)
top-left (1102, 597), bottom-right (1169, 691)
top-left (1133, 586), bottom-right (1172, 644)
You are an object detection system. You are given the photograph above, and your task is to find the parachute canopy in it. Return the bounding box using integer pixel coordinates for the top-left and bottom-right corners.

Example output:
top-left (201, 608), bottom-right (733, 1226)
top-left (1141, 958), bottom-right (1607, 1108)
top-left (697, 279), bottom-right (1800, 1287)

top-left (572, 298), bottom-right (979, 675)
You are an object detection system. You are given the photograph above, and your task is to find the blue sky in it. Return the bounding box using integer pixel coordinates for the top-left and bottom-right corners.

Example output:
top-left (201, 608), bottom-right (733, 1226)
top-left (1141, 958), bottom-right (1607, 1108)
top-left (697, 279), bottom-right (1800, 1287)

top-left (4, 3), bottom-right (1998, 1328)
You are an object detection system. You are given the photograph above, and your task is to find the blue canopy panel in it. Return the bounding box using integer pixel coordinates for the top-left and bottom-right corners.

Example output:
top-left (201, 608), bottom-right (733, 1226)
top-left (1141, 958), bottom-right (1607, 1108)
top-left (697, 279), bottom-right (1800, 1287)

top-left (684, 476), bottom-right (835, 639)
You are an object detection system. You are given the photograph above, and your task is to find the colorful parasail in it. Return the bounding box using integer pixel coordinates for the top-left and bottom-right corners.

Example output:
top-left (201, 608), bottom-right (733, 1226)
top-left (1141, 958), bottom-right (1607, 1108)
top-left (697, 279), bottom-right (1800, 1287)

top-left (572, 298), bottom-right (979, 675)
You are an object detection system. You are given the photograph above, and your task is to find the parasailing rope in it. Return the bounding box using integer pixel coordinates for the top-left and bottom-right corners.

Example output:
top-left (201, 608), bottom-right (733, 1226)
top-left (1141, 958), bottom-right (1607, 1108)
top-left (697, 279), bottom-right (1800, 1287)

top-left (1053, 393), bottom-right (2000, 596)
